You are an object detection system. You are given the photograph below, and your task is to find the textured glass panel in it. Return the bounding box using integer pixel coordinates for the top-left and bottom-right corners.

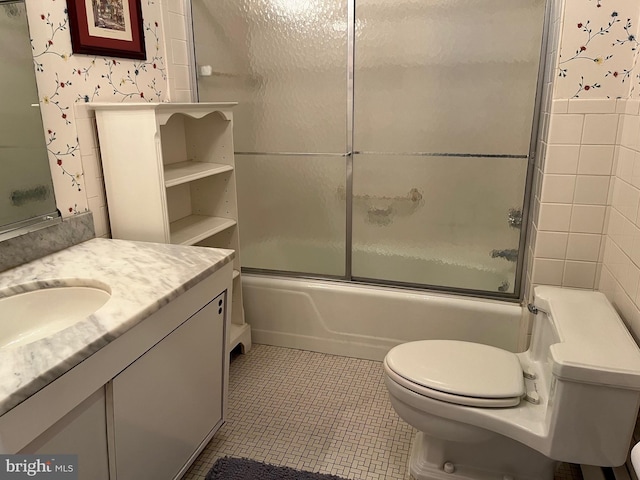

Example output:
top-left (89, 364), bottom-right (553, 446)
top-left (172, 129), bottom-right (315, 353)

top-left (236, 155), bottom-right (346, 276)
top-left (0, 2), bottom-right (56, 227)
top-left (193, 0), bottom-right (348, 153)
top-left (354, 0), bottom-right (546, 155)
top-left (352, 154), bottom-right (526, 293)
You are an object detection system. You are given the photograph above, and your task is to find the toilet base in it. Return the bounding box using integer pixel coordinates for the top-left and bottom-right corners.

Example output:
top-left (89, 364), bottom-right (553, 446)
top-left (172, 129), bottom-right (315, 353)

top-left (409, 432), bottom-right (557, 480)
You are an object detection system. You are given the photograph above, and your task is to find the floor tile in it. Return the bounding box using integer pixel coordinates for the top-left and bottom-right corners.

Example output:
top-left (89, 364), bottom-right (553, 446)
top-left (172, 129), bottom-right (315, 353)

top-left (182, 344), bottom-right (582, 480)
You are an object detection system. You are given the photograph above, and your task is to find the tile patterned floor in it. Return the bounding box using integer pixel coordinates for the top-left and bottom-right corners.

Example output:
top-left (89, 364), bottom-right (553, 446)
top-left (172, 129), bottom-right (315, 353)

top-left (182, 344), bottom-right (583, 480)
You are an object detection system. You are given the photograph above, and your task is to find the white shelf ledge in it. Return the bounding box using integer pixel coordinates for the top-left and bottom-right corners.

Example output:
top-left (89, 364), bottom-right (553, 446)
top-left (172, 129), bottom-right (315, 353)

top-left (170, 215), bottom-right (236, 246)
top-left (229, 323), bottom-right (251, 352)
top-left (164, 161), bottom-right (233, 188)
top-left (233, 269), bottom-right (240, 280)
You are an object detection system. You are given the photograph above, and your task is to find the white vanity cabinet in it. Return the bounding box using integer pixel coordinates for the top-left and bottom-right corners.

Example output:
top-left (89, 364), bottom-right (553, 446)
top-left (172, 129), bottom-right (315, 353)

top-left (91, 102), bottom-right (250, 353)
top-left (110, 293), bottom-right (226, 480)
top-left (6, 264), bottom-right (232, 480)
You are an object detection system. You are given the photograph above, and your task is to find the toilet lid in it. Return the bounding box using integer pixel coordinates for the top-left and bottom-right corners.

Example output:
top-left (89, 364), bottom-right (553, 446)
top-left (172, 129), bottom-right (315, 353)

top-left (385, 340), bottom-right (524, 400)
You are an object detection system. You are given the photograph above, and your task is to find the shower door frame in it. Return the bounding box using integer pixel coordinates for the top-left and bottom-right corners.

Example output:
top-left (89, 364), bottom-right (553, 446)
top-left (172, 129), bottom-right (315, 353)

top-left (189, 0), bottom-right (553, 302)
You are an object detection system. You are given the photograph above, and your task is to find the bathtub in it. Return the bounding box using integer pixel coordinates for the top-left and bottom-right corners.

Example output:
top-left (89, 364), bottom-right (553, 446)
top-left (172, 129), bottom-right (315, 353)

top-left (242, 274), bottom-right (524, 361)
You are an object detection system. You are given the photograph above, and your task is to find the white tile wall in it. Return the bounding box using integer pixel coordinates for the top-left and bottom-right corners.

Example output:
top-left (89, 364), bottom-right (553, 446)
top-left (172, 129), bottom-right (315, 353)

top-left (541, 175), bottom-right (576, 204)
top-left (627, 101), bottom-right (640, 115)
top-left (547, 115), bottom-right (585, 144)
top-left (535, 231), bottom-right (568, 259)
top-left (581, 115), bottom-right (619, 145)
top-left (621, 116), bottom-right (640, 150)
top-left (537, 204), bottom-right (572, 231)
top-left (550, 99), bottom-right (568, 114)
top-left (530, 92), bottom-right (640, 340)
top-left (570, 205), bottom-right (607, 234)
top-left (577, 145), bottom-right (614, 175)
top-left (566, 234), bottom-right (601, 262)
top-left (545, 145), bottom-right (580, 174)
top-left (563, 261), bottom-right (597, 289)
top-left (75, 104), bottom-right (110, 238)
top-left (612, 178), bottom-right (640, 222)
top-left (529, 100), bottom-right (616, 291)
top-left (161, 0), bottom-right (195, 102)
top-left (573, 176), bottom-right (609, 205)
top-left (597, 101), bottom-right (640, 340)
top-left (567, 99), bottom-right (617, 115)
top-left (532, 258), bottom-right (565, 286)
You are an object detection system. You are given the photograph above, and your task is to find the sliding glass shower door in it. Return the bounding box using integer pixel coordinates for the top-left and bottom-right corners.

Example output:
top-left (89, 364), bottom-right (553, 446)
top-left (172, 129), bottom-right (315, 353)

top-left (192, 0), bottom-right (546, 296)
top-left (192, 0), bottom-right (349, 277)
top-left (351, 0), bottom-right (545, 292)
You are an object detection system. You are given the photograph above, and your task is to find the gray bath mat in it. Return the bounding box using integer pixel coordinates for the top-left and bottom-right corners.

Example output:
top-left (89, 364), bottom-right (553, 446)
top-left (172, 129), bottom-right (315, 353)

top-left (205, 457), bottom-right (350, 480)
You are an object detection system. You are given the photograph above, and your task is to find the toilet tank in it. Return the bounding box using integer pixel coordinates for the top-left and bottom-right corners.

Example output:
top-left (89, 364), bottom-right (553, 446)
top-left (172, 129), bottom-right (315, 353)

top-left (532, 286), bottom-right (640, 466)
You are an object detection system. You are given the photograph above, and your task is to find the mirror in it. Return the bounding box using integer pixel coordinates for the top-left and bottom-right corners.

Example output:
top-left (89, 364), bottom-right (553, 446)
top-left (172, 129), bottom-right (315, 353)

top-left (0, 0), bottom-right (58, 233)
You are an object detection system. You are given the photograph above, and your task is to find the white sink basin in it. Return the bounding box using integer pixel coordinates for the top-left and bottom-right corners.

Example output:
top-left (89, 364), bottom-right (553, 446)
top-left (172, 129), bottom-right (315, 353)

top-left (0, 286), bottom-right (111, 348)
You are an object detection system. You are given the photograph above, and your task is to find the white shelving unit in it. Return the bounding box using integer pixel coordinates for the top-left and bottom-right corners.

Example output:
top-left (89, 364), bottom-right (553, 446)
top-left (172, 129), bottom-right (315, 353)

top-left (91, 102), bottom-right (251, 353)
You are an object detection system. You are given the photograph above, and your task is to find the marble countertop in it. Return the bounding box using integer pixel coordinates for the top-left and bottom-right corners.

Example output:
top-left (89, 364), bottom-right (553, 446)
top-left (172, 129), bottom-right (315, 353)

top-left (0, 238), bottom-right (234, 417)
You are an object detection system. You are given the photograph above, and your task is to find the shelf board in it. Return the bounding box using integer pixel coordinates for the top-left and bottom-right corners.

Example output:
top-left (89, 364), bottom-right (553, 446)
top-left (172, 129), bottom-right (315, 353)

top-left (232, 269), bottom-right (240, 280)
top-left (229, 323), bottom-right (251, 350)
top-left (170, 215), bottom-right (236, 246)
top-left (164, 161), bottom-right (233, 188)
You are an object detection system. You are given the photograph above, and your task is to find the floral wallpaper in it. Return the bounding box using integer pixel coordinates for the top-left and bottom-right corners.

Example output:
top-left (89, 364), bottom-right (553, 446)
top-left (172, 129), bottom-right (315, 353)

top-left (24, 0), bottom-right (169, 218)
top-left (556, 0), bottom-right (640, 99)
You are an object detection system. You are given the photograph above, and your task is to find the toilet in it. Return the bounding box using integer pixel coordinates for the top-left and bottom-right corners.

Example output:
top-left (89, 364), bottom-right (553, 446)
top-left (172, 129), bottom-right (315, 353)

top-left (383, 286), bottom-right (640, 480)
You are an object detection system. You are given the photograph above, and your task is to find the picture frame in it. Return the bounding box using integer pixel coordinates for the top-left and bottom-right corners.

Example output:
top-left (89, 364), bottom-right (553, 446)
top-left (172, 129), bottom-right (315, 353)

top-left (67, 0), bottom-right (146, 60)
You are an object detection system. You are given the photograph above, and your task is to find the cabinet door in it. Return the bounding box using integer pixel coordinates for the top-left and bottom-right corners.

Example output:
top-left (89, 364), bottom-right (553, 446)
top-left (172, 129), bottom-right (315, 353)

top-left (111, 292), bottom-right (226, 480)
top-left (20, 388), bottom-right (110, 480)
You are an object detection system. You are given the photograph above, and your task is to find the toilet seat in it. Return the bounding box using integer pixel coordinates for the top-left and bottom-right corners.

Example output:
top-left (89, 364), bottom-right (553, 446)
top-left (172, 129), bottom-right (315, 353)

top-left (384, 340), bottom-right (525, 408)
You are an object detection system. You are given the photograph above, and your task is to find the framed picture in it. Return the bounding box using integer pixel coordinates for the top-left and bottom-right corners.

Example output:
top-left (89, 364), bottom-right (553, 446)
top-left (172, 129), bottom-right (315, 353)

top-left (67, 0), bottom-right (146, 60)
